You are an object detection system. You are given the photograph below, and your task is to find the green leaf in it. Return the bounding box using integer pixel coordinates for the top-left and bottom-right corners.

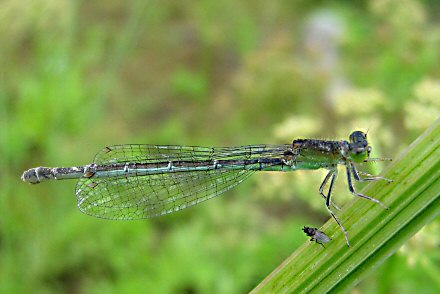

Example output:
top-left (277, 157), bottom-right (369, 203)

top-left (251, 118), bottom-right (440, 293)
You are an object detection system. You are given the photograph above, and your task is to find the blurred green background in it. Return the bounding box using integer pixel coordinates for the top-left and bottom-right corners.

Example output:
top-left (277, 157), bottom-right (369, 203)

top-left (1, 0), bottom-right (439, 293)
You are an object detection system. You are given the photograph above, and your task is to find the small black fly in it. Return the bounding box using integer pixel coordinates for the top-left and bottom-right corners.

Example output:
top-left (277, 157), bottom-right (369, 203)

top-left (303, 226), bottom-right (331, 247)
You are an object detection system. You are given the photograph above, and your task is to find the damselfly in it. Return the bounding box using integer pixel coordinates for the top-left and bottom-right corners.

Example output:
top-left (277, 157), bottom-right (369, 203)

top-left (21, 131), bottom-right (391, 246)
top-left (303, 226), bottom-right (331, 247)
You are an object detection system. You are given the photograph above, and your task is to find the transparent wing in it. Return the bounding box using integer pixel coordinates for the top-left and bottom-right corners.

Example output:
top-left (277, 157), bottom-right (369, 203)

top-left (76, 168), bottom-right (255, 220)
top-left (315, 230), bottom-right (332, 243)
top-left (75, 144), bottom-right (287, 220)
top-left (92, 144), bottom-right (287, 164)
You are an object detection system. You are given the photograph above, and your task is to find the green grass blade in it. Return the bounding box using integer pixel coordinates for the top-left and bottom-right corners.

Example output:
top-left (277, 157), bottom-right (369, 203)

top-left (251, 118), bottom-right (440, 293)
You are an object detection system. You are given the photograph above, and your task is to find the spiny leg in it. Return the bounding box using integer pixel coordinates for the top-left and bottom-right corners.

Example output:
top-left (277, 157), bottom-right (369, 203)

top-left (351, 163), bottom-right (393, 182)
top-left (322, 168), bottom-right (351, 247)
top-left (319, 170), bottom-right (341, 211)
top-left (346, 164), bottom-right (389, 209)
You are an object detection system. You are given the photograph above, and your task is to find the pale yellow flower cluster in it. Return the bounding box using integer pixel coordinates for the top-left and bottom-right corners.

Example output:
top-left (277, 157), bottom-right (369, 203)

top-left (334, 88), bottom-right (388, 117)
top-left (405, 78), bottom-right (440, 131)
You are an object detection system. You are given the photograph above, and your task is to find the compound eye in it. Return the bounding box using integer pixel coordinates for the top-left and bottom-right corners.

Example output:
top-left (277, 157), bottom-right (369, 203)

top-left (349, 131), bottom-right (367, 143)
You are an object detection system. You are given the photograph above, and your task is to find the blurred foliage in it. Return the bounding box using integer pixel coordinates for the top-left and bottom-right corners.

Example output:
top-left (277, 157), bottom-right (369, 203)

top-left (1, 0), bottom-right (439, 293)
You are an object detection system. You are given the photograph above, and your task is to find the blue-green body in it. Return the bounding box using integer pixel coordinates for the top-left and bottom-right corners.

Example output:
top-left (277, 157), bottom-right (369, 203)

top-left (21, 131), bottom-right (390, 246)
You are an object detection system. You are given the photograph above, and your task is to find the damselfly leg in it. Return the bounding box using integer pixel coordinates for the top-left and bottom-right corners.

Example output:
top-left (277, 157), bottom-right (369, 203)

top-left (318, 161), bottom-right (390, 247)
top-left (346, 163), bottom-right (389, 209)
top-left (319, 170), bottom-right (341, 211)
top-left (320, 167), bottom-right (351, 247)
top-left (350, 162), bottom-right (393, 182)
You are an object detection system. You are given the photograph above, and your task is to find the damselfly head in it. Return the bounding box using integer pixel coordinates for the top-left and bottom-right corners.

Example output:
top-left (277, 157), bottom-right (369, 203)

top-left (349, 131), bottom-right (367, 143)
top-left (348, 131), bottom-right (371, 163)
